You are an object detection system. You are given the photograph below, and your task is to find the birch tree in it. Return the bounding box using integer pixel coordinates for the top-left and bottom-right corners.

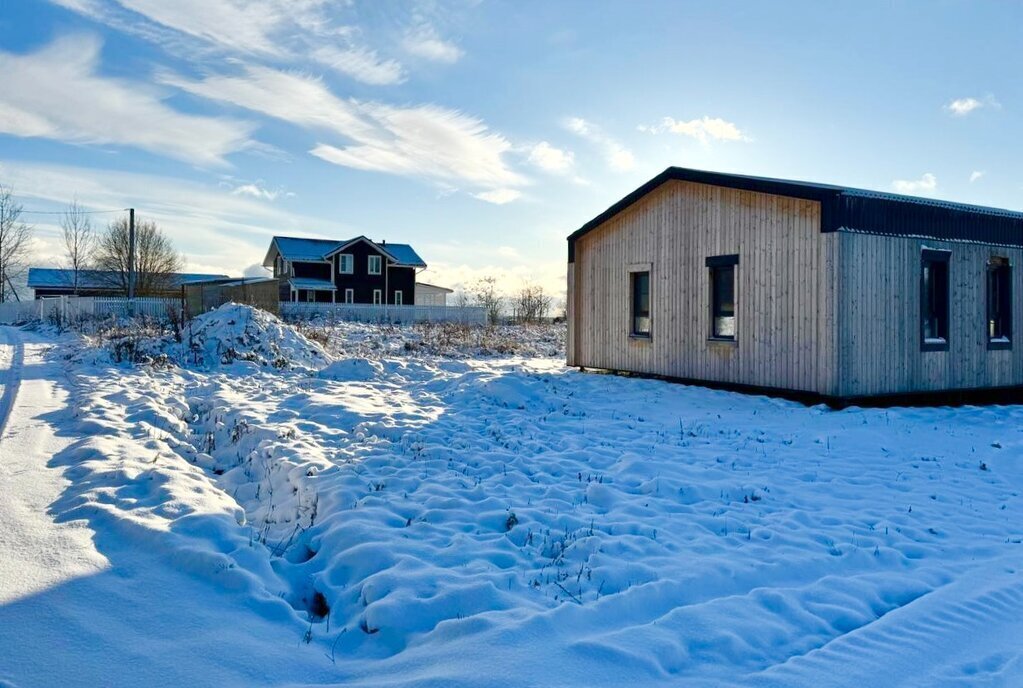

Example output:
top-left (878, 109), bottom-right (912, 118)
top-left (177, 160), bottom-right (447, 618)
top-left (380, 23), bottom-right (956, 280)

top-left (94, 215), bottom-right (183, 296)
top-left (60, 200), bottom-right (95, 295)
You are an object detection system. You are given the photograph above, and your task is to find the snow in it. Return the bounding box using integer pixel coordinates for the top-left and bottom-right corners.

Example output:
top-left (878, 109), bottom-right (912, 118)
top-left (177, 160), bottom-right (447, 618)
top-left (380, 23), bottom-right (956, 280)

top-left (3, 306), bottom-right (1023, 686)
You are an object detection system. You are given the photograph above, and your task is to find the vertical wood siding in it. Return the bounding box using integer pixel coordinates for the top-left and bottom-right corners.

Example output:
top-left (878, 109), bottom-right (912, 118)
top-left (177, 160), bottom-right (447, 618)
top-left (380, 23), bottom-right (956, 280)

top-left (572, 180), bottom-right (839, 394)
top-left (837, 233), bottom-right (1023, 396)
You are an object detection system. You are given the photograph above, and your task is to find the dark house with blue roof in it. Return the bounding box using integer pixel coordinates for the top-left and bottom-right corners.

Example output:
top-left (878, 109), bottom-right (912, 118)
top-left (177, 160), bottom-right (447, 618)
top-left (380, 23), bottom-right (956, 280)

top-left (263, 235), bottom-right (427, 305)
top-left (567, 166), bottom-right (1023, 403)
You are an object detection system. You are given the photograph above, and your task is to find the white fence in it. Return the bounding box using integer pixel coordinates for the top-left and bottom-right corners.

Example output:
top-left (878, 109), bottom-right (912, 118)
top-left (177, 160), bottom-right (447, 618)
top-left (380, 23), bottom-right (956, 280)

top-left (281, 302), bottom-right (487, 324)
top-left (0, 296), bottom-right (182, 325)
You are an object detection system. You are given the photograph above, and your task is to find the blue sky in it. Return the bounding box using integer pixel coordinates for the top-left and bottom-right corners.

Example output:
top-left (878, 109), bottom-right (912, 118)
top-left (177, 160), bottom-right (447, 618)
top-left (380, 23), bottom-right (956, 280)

top-left (1, 1), bottom-right (1020, 297)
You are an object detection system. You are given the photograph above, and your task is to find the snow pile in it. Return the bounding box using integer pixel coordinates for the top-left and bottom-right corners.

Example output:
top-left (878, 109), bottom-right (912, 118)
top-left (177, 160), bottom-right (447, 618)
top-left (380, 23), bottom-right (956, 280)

top-left (180, 304), bottom-right (329, 370)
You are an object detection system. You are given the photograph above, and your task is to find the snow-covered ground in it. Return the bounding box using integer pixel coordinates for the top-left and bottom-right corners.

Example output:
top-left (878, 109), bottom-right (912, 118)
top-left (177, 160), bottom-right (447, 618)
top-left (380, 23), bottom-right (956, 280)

top-left (3, 305), bottom-right (1023, 687)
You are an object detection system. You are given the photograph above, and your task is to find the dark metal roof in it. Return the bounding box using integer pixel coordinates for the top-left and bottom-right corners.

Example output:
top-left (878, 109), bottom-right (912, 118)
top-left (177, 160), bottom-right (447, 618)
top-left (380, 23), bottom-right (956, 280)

top-left (28, 268), bottom-right (229, 289)
top-left (567, 167), bottom-right (1023, 261)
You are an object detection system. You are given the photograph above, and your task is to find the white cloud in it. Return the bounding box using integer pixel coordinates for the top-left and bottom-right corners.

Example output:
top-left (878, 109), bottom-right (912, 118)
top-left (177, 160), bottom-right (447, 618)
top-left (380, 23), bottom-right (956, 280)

top-left (403, 25), bottom-right (463, 64)
top-left (52, 0), bottom-right (408, 87)
top-left (164, 65), bottom-right (526, 194)
top-left (472, 189), bottom-right (522, 205)
top-left (311, 45), bottom-right (406, 85)
top-left (638, 116), bottom-right (748, 143)
top-left (230, 182), bottom-right (288, 201)
top-left (893, 173), bottom-right (938, 195)
top-left (527, 141), bottom-right (575, 174)
top-left (970, 170), bottom-right (985, 183)
top-left (945, 95), bottom-right (1000, 117)
top-left (0, 34), bottom-right (251, 166)
top-left (564, 117), bottom-right (635, 171)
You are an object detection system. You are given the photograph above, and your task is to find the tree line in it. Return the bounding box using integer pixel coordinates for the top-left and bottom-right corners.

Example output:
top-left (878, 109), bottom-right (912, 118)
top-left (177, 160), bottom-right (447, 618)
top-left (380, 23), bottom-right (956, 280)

top-left (0, 183), bottom-right (182, 302)
top-left (458, 276), bottom-right (555, 325)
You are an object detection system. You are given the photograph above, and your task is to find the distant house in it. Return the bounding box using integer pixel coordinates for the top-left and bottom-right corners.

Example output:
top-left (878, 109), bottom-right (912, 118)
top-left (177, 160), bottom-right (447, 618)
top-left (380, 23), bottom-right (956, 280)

top-left (567, 167), bottom-right (1023, 403)
top-left (415, 282), bottom-right (453, 306)
top-left (263, 236), bottom-right (427, 304)
top-left (27, 268), bottom-right (229, 299)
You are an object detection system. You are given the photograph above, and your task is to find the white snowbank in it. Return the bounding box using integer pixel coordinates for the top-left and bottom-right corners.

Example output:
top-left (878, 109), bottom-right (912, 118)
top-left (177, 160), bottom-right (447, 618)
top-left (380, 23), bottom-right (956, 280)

top-left (29, 315), bottom-right (1023, 686)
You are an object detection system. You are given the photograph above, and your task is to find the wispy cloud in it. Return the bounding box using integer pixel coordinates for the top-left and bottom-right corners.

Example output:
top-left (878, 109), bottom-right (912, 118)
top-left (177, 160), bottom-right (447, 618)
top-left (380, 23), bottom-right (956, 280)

top-left (893, 172), bottom-right (937, 195)
top-left (564, 117), bottom-right (635, 171)
top-left (0, 34), bottom-right (251, 166)
top-left (473, 189), bottom-right (521, 205)
top-left (310, 45), bottom-right (406, 85)
top-left (638, 116), bottom-right (748, 143)
top-left (970, 170), bottom-right (985, 183)
top-left (403, 24), bottom-right (463, 63)
top-left (51, 0), bottom-right (409, 86)
top-left (228, 181), bottom-right (290, 201)
top-left (944, 95), bottom-right (1000, 117)
top-left (163, 65), bottom-right (526, 196)
top-left (527, 141), bottom-right (575, 174)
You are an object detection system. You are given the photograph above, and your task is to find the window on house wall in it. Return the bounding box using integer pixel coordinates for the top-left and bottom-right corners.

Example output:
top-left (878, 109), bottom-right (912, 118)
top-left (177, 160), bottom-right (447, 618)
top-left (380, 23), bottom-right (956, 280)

top-left (921, 249), bottom-right (951, 351)
top-left (987, 257), bottom-right (1011, 349)
top-left (338, 254), bottom-right (354, 274)
top-left (305, 290), bottom-right (315, 303)
top-left (630, 271), bottom-right (650, 337)
top-left (373, 289), bottom-right (382, 305)
top-left (368, 255), bottom-right (382, 275)
top-left (394, 290), bottom-right (403, 305)
top-left (707, 255), bottom-right (739, 340)
top-left (344, 288), bottom-right (354, 304)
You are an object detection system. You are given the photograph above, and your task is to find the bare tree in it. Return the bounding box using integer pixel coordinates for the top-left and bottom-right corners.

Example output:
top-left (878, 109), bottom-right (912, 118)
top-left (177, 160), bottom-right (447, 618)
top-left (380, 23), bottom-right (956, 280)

top-left (60, 200), bottom-right (96, 295)
top-left (512, 283), bottom-right (552, 324)
top-left (469, 276), bottom-right (503, 325)
top-left (0, 184), bottom-right (33, 303)
top-left (94, 215), bottom-right (183, 296)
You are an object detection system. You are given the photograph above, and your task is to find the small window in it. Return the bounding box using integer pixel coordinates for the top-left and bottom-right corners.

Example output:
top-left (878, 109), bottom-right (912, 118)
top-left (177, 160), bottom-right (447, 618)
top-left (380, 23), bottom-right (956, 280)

top-left (630, 271), bottom-right (650, 336)
top-left (344, 288), bottom-right (354, 304)
top-left (707, 255), bottom-right (739, 340)
top-left (394, 290), bottom-right (403, 305)
top-left (373, 289), bottom-right (382, 305)
top-left (987, 257), bottom-right (1011, 350)
top-left (338, 254), bottom-right (354, 274)
top-left (921, 249), bottom-right (950, 351)
top-left (368, 255), bottom-right (382, 275)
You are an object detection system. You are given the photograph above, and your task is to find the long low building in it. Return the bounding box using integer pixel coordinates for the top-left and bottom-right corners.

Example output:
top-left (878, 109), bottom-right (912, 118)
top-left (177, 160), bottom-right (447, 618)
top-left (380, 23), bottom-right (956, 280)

top-left (566, 167), bottom-right (1023, 404)
top-left (27, 268), bottom-right (230, 298)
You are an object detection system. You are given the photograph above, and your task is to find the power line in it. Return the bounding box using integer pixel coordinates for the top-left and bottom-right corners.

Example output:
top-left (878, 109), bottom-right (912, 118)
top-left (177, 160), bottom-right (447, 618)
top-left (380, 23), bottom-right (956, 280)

top-left (18, 207), bottom-right (129, 216)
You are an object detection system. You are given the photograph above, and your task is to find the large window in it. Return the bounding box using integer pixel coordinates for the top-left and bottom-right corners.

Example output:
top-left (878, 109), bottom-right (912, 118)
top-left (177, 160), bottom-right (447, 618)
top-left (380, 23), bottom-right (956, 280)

top-left (987, 257), bottom-right (1011, 350)
top-left (338, 254), bottom-right (354, 274)
top-left (631, 271), bottom-right (650, 337)
top-left (368, 255), bottom-right (382, 275)
top-left (921, 249), bottom-right (950, 351)
top-left (707, 255), bottom-right (738, 340)
top-left (344, 288), bottom-right (354, 304)
top-left (373, 289), bottom-right (383, 305)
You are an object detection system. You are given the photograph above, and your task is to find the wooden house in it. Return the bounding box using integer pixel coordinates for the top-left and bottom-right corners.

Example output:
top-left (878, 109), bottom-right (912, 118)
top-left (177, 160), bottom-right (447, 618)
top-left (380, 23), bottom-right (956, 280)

top-left (263, 236), bottom-right (426, 304)
top-left (566, 167), bottom-right (1023, 403)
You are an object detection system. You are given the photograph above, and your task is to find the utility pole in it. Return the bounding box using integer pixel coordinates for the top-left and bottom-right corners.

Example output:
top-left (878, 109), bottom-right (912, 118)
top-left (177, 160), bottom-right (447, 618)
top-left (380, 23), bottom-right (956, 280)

top-left (127, 208), bottom-right (136, 303)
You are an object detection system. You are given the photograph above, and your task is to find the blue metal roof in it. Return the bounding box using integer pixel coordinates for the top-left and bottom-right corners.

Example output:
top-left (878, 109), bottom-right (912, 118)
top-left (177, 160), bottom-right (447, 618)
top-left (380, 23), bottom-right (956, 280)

top-left (269, 235), bottom-right (426, 267)
top-left (568, 167), bottom-right (1023, 259)
top-left (27, 268), bottom-right (229, 289)
top-left (379, 243), bottom-right (426, 267)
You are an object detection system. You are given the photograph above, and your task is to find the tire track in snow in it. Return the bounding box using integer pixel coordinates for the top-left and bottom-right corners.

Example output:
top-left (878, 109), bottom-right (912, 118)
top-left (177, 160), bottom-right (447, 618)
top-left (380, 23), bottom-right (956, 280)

top-left (748, 562), bottom-right (1023, 687)
top-left (0, 327), bottom-right (24, 442)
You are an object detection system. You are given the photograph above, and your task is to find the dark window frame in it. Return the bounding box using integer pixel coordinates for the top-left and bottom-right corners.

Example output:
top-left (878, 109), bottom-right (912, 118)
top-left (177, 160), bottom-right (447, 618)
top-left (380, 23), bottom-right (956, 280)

top-left (630, 270), bottom-right (651, 338)
top-left (920, 249), bottom-right (951, 352)
top-left (987, 257), bottom-right (1012, 351)
top-left (706, 254), bottom-right (739, 342)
